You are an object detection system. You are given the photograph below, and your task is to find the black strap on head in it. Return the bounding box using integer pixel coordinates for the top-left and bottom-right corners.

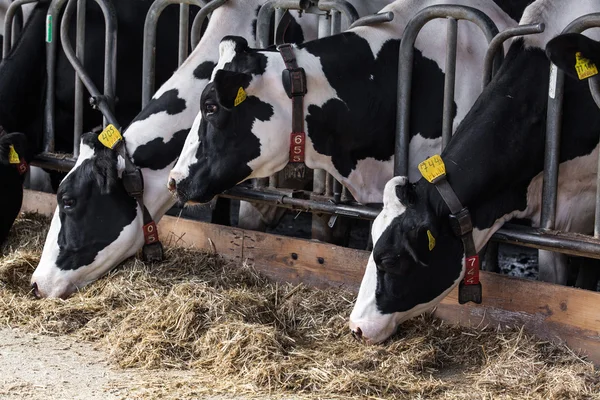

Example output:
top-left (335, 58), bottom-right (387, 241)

top-left (277, 43), bottom-right (307, 181)
top-left (110, 137), bottom-right (164, 262)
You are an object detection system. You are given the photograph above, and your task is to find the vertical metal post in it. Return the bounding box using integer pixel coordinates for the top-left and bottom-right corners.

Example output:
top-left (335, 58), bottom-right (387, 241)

top-left (588, 77), bottom-right (600, 238)
top-left (3, 0), bottom-right (40, 63)
top-left (45, 0), bottom-right (69, 153)
top-left (330, 9), bottom-right (341, 35)
top-left (93, 0), bottom-right (117, 128)
top-left (441, 17), bottom-right (457, 150)
top-left (190, 0), bottom-right (227, 52)
top-left (73, 0), bottom-right (86, 157)
top-left (178, 3), bottom-right (189, 66)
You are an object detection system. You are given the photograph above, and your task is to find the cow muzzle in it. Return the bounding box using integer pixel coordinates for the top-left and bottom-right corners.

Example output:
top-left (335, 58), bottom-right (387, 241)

top-left (30, 270), bottom-right (78, 299)
top-left (348, 317), bottom-right (398, 344)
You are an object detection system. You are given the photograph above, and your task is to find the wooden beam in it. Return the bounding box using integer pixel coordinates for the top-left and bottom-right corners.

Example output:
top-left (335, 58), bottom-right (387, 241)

top-left (20, 190), bottom-right (600, 365)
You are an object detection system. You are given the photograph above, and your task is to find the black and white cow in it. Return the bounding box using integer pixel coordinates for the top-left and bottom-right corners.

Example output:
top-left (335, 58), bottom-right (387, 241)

top-left (0, 0), bottom-right (194, 248)
top-left (167, 0), bottom-right (524, 208)
top-left (349, 0), bottom-right (600, 344)
top-left (30, 0), bottom-right (393, 298)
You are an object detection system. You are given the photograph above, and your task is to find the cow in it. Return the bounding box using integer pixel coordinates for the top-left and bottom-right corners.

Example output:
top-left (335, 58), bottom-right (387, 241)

top-left (30, 0), bottom-right (395, 298)
top-left (0, 0), bottom-right (198, 249)
top-left (167, 0), bottom-right (525, 212)
top-left (348, 0), bottom-right (600, 345)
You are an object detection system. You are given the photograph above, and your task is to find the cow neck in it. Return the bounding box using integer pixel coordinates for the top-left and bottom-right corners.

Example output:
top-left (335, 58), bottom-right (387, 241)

top-left (277, 43), bottom-right (308, 180)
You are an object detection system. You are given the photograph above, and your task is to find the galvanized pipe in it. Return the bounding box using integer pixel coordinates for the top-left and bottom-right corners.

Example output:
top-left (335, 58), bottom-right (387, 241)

top-left (348, 11), bottom-right (394, 30)
top-left (395, 5), bottom-right (501, 176)
top-left (178, 3), bottom-right (190, 66)
top-left (540, 14), bottom-right (600, 233)
top-left (190, 0), bottom-right (227, 50)
top-left (257, 0), bottom-right (310, 48)
top-left (73, 0), bottom-right (86, 158)
top-left (3, 0), bottom-right (38, 58)
top-left (61, 0), bottom-right (119, 128)
top-left (482, 23), bottom-right (545, 89)
top-left (31, 153), bottom-right (76, 171)
top-left (441, 17), bottom-right (457, 150)
top-left (317, 0), bottom-right (358, 24)
top-left (11, 3), bottom-right (23, 48)
top-left (92, 0), bottom-right (117, 128)
top-left (330, 9), bottom-right (341, 35)
top-left (44, 0), bottom-right (69, 153)
top-left (142, 0), bottom-right (204, 107)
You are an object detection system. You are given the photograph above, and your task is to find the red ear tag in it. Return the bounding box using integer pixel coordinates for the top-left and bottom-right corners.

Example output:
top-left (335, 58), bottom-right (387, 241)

top-left (143, 221), bottom-right (159, 245)
top-left (289, 132), bottom-right (305, 163)
top-left (464, 255), bottom-right (480, 285)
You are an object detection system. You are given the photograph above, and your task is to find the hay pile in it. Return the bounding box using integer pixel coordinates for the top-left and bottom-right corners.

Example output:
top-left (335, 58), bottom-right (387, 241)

top-left (1, 214), bottom-right (599, 399)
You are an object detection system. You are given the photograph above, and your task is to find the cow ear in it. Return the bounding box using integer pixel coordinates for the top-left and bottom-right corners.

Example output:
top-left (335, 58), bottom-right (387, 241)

top-left (213, 69), bottom-right (252, 109)
top-left (93, 150), bottom-right (119, 195)
top-left (395, 181), bottom-right (417, 207)
top-left (546, 33), bottom-right (600, 80)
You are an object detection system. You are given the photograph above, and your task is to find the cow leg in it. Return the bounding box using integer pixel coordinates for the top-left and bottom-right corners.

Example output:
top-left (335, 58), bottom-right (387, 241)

top-left (538, 250), bottom-right (568, 285)
top-left (575, 258), bottom-right (600, 291)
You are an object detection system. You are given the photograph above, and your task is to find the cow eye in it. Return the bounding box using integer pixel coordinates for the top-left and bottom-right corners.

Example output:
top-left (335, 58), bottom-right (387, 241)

top-left (204, 103), bottom-right (218, 115)
top-left (62, 197), bottom-right (76, 209)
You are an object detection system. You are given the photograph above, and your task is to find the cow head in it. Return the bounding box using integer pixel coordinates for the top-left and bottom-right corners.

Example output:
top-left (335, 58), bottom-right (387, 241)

top-left (31, 133), bottom-right (143, 298)
top-left (546, 33), bottom-right (600, 81)
top-left (169, 36), bottom-right (291, 203)
top-left (349, 176), bottom-right (464, 343)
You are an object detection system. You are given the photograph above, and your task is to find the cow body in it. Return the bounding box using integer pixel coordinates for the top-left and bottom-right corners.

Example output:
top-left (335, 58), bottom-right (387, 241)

top-left (350, 0), bottom-right (600, 344)
top-left (169, 0), bottom-right (522, 205)
top-left (32, 0), bottom-right (391, 298)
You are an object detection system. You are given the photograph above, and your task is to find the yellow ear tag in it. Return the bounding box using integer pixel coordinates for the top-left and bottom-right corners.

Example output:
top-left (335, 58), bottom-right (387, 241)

top-left (8, 145), bottom-right (20, 164)
top-left (427, 230), bottom-right (436, 251)
top-left (418, 155), bottom-right (446, 183)
top-left (234, 87), bottom-right (247, 107)
top-left (98, 124), bottom-right (123, 149)
top-left (575, 51), bottom-right (598, 80)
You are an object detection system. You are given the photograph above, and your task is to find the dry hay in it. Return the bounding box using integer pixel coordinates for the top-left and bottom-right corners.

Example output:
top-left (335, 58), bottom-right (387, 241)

top-left (1, 214), bottom-right (599, 399)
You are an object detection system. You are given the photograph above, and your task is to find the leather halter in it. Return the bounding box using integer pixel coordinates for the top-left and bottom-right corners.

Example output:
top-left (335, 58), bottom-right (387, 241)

top-left (419, 155), bottom-right (482, 305)
top-left (277, 43), bottom-right (307, 179)
top-left (0, 125), bottom-right (28, 175)
top-left (99, 128), bottom-right (164, 262)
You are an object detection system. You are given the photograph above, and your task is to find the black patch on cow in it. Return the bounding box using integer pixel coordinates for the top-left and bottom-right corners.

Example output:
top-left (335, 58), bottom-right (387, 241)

top-left (194, 61), bottom-right (216, 80)
top-left (130, 89), bottom-right (187, 124)
top-left (304, 33), bottom-right (451, 177)
top-left (132, 129), bottom-right (189, 170)
top-left (175, 83), bottom-right (272, 203)
top-left (373, 216), bottom-right (464, 314)
top-left (220, 37), bottom-right (270, 77)
top-left (55, 146), bottom-right (137, 271)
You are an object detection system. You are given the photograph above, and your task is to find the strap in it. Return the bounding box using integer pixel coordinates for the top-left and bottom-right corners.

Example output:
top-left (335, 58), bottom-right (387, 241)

top-left (418, 155), bottom-right (482, 304)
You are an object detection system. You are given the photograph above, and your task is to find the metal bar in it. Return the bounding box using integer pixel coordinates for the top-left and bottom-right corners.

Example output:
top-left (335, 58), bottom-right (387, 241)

top-left (61, 0), bottom-right (119, 127)
top-left (92, 0), bottom-right (117, 128)
top-left (348, 11), bottom-right (394, 30)
top-left (220, 186), bottom-right (381, 220)
top-left (142, 0), bottom-right (204, 107)
top-left (257, 0), bottom-right (310, 48)
top-left (191, 0), bottom-right (224, 50)
top-left (330, 9), bottom-right (341, 35)
top-left (73, 0), bottom-right (86, 157)
top-left (317, 0), bottom-right (358, 23)
top-left (482, 23), bottom-right (545, 89)
top-left (395, 5), bottom-right (501, 176)
top-left (178, 3), bottom-right (190, 66)
top-left (493, 225), bottom-right (600, 261)
top-left (11, 5), bottom-right (23, 47)
top-left (441, 17), bottom-right (457, 150)
top-left (31, 153), bottom-right (76, 171)
top-left (274, 6), bottom-right (284, 37)
top-left (45, 0), bottom-right (70, 153)
top-left (3, 0), bottom-right (39, 62)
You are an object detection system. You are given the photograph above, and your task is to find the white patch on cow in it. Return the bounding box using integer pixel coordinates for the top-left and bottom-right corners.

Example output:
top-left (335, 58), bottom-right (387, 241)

top-left (521, 0), bottom-right (600, 50)
top-left (345, 158), bottom-right (394, 204)
top-left (62, 142), bottom-right (94, 181)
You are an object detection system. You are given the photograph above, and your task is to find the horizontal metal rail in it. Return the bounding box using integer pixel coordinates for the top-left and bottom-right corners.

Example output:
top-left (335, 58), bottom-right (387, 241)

top-left (31, 152), bottom-right (76, 171)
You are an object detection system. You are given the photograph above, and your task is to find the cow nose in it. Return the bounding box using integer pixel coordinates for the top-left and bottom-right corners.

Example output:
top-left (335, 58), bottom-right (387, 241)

top-left (167, 178), bottom-right (177, 192)
top-left (351, 326), bottom-right (363, 341)
top-left (31, 282), bottom-right (41, 299)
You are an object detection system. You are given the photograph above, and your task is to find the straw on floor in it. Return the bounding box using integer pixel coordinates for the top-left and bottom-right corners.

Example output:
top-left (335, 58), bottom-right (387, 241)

top-left (1, 213), bottom-right (599, 399)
